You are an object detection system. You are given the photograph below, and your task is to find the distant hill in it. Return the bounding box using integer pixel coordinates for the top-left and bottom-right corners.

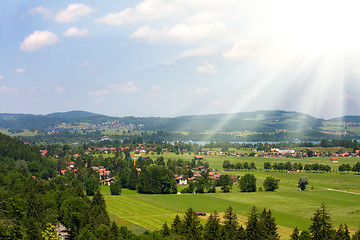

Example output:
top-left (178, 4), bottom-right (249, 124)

top-left (0, 110), bottom-right (328, 132)
top-left (0, 111), bottom-right (117, 131)
top-left (46, 110), bottom-right (104, 119)
top-left (327, 116), bottom-right (360, 123)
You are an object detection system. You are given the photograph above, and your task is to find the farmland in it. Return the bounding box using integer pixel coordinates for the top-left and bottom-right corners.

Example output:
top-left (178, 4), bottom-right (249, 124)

top-left (102, 152), bottom-right (360, 239)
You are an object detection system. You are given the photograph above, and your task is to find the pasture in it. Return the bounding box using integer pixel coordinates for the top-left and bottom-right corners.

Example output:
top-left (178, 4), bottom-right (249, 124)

top-left (102, 153), bottom-right (360, 239)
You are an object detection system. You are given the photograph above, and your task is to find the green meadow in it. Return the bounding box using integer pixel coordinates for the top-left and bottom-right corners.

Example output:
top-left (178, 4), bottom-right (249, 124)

top-left (102, 153), bottom-right (360, 239)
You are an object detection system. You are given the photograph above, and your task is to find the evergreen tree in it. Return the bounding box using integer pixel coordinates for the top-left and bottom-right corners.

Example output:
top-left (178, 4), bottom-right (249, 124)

top-left (245, 206), bottom-right (263, 240)
top-left (203, 211), bottom-right (221, 240)
top-left (290, 227), bottom-right (300, 240)
top-left (171, 214), bottom-right (183, 235)
top-left (222, 206), bottom-right (239, 239)
top-left (161, 222), bottom-right (171, 237)
top-left (299, 230), bottom-right (311, 240)
top-left (237, 225), bottom-right (246, 240)
top-left (182, 208), bottom-right (202, 240)
top-left (335, 224), bottom-right (350, 240)
top-left (309, 203), bottom-right (333, 240)
top-left (260, 208), bottom-right (279, 239)
top-left (352, 227), bottom-right (360, 240)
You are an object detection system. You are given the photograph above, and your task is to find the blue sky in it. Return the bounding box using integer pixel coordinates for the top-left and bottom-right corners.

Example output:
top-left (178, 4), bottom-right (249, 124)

top-left (1, 0), bottom-right (360, 119)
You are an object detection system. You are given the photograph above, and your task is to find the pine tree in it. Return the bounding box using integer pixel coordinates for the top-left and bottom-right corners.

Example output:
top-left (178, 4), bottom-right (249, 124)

top-left (222, 206), bottom-right (239, 239)
top-left (203, 211), bottom-right (221, 240)
top-left (245, 206), bottom-right (263, 240)
top-left (171, 214), bottom-right (183, 235)
top-left (290, 227), bottom-right (300, 240)
top-left (335, 224), bottom-right (350, 240)
top-left (182, 208), bottom-right (202, 240)
top-left (309, 203), bottom-right (333, 240)
top-left (237, 225), bottom-right (246, 240)
top-left (260, 208), bottom-right (279, 239)
top-left (299, 230), bottom-right (311, 240)
top-left (353, 227), bottom-right (360, 240)
top-left (161, 222), bottom-right (171, 237)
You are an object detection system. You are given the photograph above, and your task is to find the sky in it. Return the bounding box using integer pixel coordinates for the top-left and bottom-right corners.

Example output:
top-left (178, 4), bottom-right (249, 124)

top-left (1, 0), bottom-right (360, 119)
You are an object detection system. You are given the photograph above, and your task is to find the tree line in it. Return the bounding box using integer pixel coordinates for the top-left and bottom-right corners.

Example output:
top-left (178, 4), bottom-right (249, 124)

top-left (159, 203), bottom-right (360, 240)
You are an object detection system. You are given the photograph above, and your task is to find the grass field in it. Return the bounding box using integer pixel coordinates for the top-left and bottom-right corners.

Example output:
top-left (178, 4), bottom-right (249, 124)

top-left (102, 153), bottom-right (360, 239)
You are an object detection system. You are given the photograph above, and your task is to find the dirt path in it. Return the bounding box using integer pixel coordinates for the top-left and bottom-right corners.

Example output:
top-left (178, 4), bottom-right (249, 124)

top-left (326, 188), bottom-right (360, 195)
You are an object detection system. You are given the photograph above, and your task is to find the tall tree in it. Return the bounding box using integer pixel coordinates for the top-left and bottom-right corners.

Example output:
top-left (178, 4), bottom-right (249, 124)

top-left (309, 203), bottom-right (333, 240)
top-left (222, 206), bottom-right (239, 239)
top-left (203, 211), bottom-right (221, 240)
top-left (171, 214), bottom-right (183, 235)
top-left (245, 206), bottom-right (263, 240)
top-left (335, 224), bottom-right (350, 240)
top-left (260, 208), bottom-right (279, 239)
top-left (290, 227), bottom-right (300, 240)
top-left (182, 208), bottom-right (202, 240)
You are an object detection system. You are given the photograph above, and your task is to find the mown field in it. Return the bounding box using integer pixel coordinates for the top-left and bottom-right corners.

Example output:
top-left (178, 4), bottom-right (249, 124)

top-left (102, 153), bottom-right (360, 239)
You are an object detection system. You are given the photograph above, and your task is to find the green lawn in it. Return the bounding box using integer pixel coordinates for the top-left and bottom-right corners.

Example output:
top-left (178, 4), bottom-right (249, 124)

top-left (102, 153), bottom-right (360, 239)
top-left (103, 183), bottom-right (360, 239)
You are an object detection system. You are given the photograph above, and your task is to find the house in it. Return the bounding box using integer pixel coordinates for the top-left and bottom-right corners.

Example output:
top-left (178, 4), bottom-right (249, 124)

top-left (101, 136), bottom-right (111, 141)
top-left (194, 156), bottom-right (204, 160)
top-left (101, 177), bottom-right (115, 186)
top-left (175, 175), bottom-right (188, 185)
top-left (195, 212), bottom-right (206, 216)
top-left (330, 158), bottom-right (338, 162)
top-left (67, 161), bottom-right (75, 168)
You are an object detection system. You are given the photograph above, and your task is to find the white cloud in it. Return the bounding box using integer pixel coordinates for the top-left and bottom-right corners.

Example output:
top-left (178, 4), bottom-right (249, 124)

top-left (172, 0), bottom-right (237, 9)
top-left (222, 41), bottom-right (256, 59)
top-left (187, 87), bottom-right (209, 95)
top-left (20, 30), bottom-right (59, 52)
top-left (131, 20), bottom-right (228, 44)
top-left (95, 99), bottom-right (103, 103)
top-left (88, 90), bottom-right (110, 96)
top-left (55, 3), bottom-right (92, 23)
top-left (0, 86), bottom-right (19, 94)
top-left (179, 46), bottom-right (216, 58)
top-left (184, 10), bottom-right (223, 24)
top-left (163, 60), bottom-right (176, 65)
top-left (95, 0), bottom-right (183, 25)
top-left (55, 84), bottom-right (66, 94)
top-left (0, 75), bottom-right (4, 79)
top-left (64, 27), bottom-right (89, 37)
top-left (112, 82), bottom-right (139, 93)
top-left (197, 62), bottom-right (217, 74)
top-left (195, 87), bottom-right (209, 94)
top-left (81, 61), bottom-right (90, 67)
top-left (152, 86), bottom-right (161, 91)
top-left (28, 6), bottom-right (53, 19)
top-left (14, 68), bottom-right (26, 74)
